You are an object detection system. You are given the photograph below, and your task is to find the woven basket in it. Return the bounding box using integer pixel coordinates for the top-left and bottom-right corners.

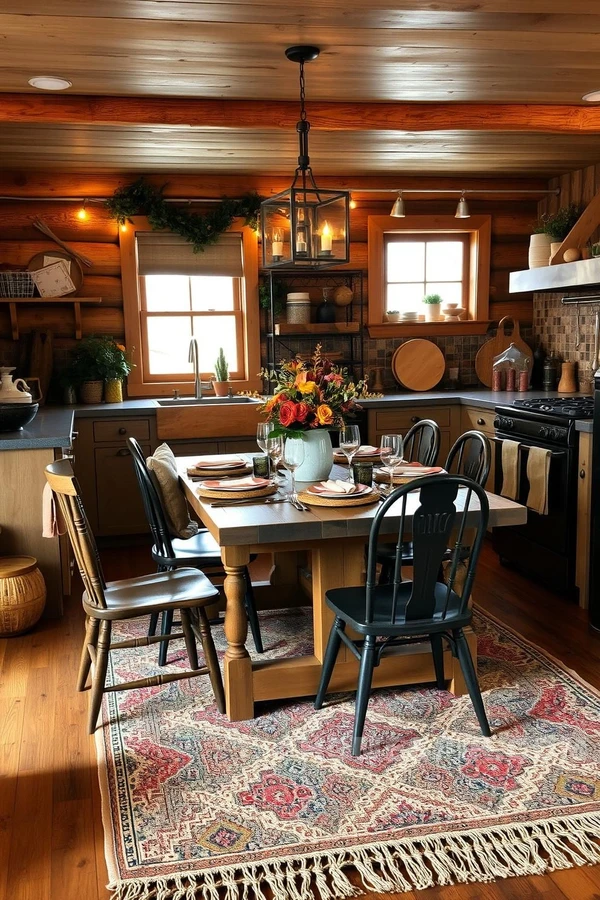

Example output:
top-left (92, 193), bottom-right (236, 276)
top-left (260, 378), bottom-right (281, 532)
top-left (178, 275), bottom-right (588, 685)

top-left (0, 271), bottom-right (35, 298)
top-left (187, 464), bottom-right (252, 478)
top-left (197, 483), bottom-right (277, 501)
top-left (79, 380), bottom-right (104, 403)
top-left (0, 557), bottom-right (46, 636)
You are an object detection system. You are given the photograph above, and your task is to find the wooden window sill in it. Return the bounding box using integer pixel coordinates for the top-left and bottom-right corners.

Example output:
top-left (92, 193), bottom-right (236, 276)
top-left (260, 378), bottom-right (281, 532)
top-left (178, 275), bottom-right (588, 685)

top-left (367, 321), bottom-right (491, 338)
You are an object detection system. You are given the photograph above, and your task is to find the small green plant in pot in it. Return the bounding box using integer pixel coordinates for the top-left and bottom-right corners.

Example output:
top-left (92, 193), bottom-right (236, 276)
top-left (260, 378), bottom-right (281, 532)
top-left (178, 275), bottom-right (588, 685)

top-left (213, 347), bottom-right (230, 397)
top-left (385, 309), bottom-right (400, 323)
top-left (423, 293), bottom-right (442, 323)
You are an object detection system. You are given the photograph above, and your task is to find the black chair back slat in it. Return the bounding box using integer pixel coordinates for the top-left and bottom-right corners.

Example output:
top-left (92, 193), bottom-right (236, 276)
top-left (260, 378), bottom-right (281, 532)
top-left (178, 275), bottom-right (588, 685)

top-left (404, 419), bottom-right (441, 466)
top-left (367, 474), bottom-right (489, 625)
top-left (446, 430), bottom-right (491, 487)
top-left (127, 437), bottom-right (176, 564)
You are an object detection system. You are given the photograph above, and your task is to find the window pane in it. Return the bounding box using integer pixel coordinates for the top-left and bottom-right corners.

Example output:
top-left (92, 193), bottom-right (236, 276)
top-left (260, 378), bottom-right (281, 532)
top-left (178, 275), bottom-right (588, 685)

top-left (192, 316), bottom-right (238, 373)
top-left (425, 282), bottom-right (463, 306)
top-left (387, 282), bottom-right (425, 313)
top-left (191, 276), bottom-right (235, 311)
top-left (387, 241), bottom-right (425, 283)
top-left (425, 242), bottom-right (463, 282)
top-left (147, 316), bottom-right (193, 374)
top-left (144, 275), bottom-right (191, 312)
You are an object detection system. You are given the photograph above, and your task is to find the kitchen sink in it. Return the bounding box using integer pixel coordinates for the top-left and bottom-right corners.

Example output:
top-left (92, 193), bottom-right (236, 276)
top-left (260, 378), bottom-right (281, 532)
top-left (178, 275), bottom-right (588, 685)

top-left (156, 396), bottom-right (260, 406)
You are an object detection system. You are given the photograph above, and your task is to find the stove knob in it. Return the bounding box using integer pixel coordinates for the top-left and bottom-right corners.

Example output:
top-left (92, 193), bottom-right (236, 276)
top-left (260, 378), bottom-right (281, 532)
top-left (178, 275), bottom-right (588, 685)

top-left (494, 415), bottom-right (514, 430)
top-left (540, 426), bottom-right (549, 438)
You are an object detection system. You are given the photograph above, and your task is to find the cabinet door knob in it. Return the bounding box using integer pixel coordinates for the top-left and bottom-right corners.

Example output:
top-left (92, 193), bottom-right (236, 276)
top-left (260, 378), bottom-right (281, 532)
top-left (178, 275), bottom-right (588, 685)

top-left (410, 415), bottom-right (419, 423)
top-left (580, 469), bottom-right (586, 479)
top-left (477, 418), bottom-right (485, 425)
top-left (117, 447), bottom-right (130, 456)
top-left (118, 427), bottom-right (127, 435)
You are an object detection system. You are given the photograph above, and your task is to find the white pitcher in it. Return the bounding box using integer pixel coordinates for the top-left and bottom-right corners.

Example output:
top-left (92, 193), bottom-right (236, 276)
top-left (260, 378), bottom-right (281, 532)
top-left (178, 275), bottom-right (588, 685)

top-left (0, 367), bottom-right (33, 404)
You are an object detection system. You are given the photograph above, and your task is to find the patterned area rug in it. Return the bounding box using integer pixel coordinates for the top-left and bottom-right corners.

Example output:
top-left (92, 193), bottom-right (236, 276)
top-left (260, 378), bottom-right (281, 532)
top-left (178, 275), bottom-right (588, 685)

top-left (96, 608), bottom-right (600, 900)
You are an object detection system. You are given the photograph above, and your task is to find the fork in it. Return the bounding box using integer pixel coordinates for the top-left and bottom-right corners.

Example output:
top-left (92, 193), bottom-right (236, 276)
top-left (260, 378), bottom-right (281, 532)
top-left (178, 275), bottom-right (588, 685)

top-left (290, 496), bottom-right (309, 511)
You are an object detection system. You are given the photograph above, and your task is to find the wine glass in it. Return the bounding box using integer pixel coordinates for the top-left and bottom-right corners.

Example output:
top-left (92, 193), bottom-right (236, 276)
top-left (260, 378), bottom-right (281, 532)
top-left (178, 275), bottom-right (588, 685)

top-left (380, 434), bottom-right (404, 491)
top-left (265, 435), bottom-right (284, 484)
top-left (256, 422), bottom-right (272, 453)
top-left (339, 424), bottom-right (361, 481)
top-left (282, 437), bottom-right (305, 502)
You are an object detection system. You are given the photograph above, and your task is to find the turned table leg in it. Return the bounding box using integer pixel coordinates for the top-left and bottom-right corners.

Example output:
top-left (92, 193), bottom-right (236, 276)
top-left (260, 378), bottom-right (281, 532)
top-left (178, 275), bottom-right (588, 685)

top-left (221, 545), bottom-right (254, 720)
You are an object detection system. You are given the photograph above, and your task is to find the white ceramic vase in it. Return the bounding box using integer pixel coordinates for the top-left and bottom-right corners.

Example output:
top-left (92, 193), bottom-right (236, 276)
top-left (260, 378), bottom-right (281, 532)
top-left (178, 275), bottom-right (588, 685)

top-left (424, 304), bottom-right (441, 323)
top-left (294, 429), bottom-right (334, 482)
top-left (528, 233), bottom-right (552, 268)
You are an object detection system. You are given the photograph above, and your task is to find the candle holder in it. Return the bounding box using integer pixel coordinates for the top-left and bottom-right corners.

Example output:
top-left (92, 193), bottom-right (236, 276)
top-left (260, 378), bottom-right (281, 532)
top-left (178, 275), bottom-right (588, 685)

top-left (351, 461), bottom-right (374, 487)
top-left (318, 249), bottom-right (333, 258)
top-left (252, 455), bottom-right (271, 478)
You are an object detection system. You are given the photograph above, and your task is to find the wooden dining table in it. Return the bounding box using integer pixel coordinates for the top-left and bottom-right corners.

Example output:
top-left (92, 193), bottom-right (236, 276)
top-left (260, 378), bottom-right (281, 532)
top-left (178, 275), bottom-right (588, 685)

top-left (179, 457), bottom-right (527, 721)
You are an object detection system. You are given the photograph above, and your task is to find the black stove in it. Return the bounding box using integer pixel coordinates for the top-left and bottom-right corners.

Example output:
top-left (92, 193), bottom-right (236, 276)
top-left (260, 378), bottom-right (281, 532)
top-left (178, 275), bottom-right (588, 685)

top-left (510, 397), bottom-right (594, 419)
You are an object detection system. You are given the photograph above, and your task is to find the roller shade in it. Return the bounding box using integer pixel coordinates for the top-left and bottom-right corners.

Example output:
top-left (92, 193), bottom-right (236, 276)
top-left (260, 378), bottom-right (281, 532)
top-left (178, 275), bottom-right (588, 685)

top-left (137, 231), bottom-right (243, 277)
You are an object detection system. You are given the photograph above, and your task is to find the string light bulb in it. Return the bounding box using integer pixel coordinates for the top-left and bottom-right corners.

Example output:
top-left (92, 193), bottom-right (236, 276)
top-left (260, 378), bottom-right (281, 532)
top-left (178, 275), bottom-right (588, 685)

top-left (120, 222), bottom-right (128, 233)
top-left (77, 200), bottom-right (88, 221)
top-left (349, 197), bottom-right (357, 209)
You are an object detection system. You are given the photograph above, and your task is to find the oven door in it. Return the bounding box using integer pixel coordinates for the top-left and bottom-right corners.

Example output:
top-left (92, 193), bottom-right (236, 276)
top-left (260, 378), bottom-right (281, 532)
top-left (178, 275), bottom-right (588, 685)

top-left (492, 433), bottom-right (576, 591)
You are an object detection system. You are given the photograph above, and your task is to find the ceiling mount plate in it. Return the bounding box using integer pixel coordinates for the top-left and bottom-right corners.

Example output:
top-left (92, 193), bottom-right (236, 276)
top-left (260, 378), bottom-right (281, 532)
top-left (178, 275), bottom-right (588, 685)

top-left (285, 46), bottom-right (320, 64)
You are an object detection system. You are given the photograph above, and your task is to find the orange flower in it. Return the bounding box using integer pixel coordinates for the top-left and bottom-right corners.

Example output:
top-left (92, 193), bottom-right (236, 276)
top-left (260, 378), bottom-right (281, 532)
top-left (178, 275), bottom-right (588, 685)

top-left (264, 391), bottom-right (284, 411)
top-left (116, 343), bottom-right (126, 353)
top-left (316, 404), bottom-right (334, 426)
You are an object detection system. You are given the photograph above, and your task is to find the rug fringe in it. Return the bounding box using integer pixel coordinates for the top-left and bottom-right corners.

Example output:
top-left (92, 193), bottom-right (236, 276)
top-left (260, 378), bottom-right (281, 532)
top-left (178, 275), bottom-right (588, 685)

top-left (108, 811), bottom-right (600, 900)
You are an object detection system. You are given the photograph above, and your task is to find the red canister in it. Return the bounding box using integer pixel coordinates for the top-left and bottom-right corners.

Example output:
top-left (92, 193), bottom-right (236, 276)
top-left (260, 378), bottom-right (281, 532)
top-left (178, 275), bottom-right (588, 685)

top-left (506, 367), bottom-right (516, 391)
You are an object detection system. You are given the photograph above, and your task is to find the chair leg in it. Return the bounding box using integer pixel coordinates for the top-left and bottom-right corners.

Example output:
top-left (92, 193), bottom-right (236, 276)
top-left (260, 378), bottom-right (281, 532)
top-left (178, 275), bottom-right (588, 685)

top-left (88, 620), bottom-right (111, 735)
top-left (77, 616), bottom-right (99, 691)
top-left (195, 607), bottom-right (225, 714)
top-left (148, 613), bottom-right (159, 637)
top-left (158, 610), bottom-right (174, 667)
top-left (243, 568), bottom-right (264, 654)
top-left (352, 635), bottom-right (378, 756)
top-left (430, 633), bottom-right (446, 690)
top-left (314, 617), bottom-right (345, 710)
top-left (454, 629), bottom-right (491, 737)
top-left (180, 608), bottom-right (199, 670)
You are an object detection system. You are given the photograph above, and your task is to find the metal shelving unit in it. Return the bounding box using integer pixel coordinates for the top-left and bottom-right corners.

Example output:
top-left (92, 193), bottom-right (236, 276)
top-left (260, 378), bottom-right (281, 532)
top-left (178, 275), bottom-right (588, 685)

top-left (263, 268), bottom-right (364, 384)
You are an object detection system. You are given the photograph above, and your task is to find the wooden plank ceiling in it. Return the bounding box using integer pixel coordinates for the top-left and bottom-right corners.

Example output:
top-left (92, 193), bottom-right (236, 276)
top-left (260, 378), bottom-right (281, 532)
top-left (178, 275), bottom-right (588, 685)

top-left (0, 1), bottom-right (600, 175)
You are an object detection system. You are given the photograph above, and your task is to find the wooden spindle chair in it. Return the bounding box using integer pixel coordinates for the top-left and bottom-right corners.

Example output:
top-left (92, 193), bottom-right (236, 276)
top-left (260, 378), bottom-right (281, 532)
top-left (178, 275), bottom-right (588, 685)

top-left (316, 475), bottom-right (491, 756)
top-left (45, 459), bottom-right (225, 734)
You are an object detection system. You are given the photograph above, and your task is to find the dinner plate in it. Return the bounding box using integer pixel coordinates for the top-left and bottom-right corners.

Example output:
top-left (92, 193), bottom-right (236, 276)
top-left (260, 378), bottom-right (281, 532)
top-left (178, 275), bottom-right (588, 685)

top-left (200, 476), bottom-right (270, 491)
top-left (334, 445), bottom-right (381, 459)
top-left (307, 482), bottom-right (373, 498)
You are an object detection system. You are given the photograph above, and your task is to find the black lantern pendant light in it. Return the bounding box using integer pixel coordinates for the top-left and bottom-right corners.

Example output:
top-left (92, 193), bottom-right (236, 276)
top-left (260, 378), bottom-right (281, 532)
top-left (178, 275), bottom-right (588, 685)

top-left (261, 46), bottom-right (350, 268)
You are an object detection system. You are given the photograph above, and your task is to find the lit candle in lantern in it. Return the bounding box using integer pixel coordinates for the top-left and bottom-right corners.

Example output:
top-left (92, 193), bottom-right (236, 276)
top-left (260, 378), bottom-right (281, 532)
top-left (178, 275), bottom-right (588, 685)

top-left (320, 221), bottom-right (332, 253)
top-left (272, 230), bottom-right (283, 259)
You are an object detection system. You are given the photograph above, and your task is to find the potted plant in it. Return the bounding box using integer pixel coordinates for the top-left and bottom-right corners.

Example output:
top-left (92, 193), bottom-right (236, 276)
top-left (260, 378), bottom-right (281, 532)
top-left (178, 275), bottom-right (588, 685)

top-left (528, 223), bottom-right (552, 269)
top-left (66, 335), bottom-right (133, 404)
top-left (536, 204), bottom-right (582, 264)
top-left (212, 347), bottom-right (230, 397)
top-left (385, 309), bottom-right (400, 323)
top-left (423, 293), bottom-right (442, 323)
top-left (259, 344), bottom-right (367, 481)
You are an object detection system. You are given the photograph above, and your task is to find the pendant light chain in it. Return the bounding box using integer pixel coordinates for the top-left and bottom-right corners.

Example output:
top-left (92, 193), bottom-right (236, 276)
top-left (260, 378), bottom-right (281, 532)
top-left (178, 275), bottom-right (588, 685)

top-left (299, 59), bottom-right (307, 122)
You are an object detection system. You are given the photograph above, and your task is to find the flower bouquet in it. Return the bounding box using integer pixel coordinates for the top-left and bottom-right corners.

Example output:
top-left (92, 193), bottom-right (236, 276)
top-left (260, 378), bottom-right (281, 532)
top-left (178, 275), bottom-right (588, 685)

top-left (260, 344), bottom-right (367, 438)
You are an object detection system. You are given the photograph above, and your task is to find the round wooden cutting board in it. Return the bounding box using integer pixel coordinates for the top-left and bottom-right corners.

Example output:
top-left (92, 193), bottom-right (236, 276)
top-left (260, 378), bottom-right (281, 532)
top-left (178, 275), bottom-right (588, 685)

top-left (474, 317), bottom-right (533, 388)
top-left (391, 340), bottom-right (445, 391)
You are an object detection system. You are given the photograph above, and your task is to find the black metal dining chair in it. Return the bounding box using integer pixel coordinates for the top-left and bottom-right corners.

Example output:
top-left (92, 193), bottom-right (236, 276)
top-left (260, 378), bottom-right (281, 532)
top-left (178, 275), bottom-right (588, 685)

top-left (127, 437), bottom-right (264, 663)
top-left (403, 418), bottom-right (441, 467)
top-left (315, 474), bottom-right (491, 756)
top-left (377, 429), bottom-right (491, 583)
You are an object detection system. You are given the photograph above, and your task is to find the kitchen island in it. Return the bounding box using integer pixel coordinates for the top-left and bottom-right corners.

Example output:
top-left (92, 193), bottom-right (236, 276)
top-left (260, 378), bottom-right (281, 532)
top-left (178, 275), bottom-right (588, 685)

top-left (0, 408), bottom-right (74, 617)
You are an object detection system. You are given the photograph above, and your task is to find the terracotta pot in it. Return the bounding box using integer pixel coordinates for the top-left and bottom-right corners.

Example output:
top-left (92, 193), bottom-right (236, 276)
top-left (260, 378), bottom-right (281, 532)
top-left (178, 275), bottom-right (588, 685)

top-left (212, 380), bottom-right (230, 397)
top-left (79, 380), bottom-right (103, 403)
top-left (104, 379), bottom-right (123, 403)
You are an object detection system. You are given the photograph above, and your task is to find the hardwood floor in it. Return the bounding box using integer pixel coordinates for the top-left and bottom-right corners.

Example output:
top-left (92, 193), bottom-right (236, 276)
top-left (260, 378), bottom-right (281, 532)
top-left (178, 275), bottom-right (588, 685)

top-left (1, 541), bottom-right (600, 900)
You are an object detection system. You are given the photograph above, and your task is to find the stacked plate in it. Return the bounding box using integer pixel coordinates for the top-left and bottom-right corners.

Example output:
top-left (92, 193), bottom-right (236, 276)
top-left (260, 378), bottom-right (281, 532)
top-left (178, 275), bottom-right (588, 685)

top-left (199, 475), bottom-right (270, 492)
top-left (306, 480), bottom-right (373, 499)
top-left (333, 444), bottom-right (381, 462)
top-left (187, 456), bottom-right (250, 476)
top-left (400, 311), bottom-right (419, 323)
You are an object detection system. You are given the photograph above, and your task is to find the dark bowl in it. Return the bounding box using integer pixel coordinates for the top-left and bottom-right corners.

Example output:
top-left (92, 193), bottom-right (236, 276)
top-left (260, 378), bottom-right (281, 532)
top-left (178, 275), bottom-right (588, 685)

top-left (0, 402), bottom-right (39, 433)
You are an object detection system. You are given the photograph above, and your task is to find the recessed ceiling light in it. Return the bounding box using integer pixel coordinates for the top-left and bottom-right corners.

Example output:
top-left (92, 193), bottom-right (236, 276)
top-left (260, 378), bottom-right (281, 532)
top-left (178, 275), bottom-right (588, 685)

top-left (582, 90), bottom-right (600, 102)
top-left (28, 76), bottom-right (72, 91)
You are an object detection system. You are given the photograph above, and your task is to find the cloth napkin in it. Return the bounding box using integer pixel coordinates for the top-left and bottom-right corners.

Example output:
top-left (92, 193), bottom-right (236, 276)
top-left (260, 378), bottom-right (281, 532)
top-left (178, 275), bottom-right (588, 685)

top-left (526, 446), bottom-right (552, 515)
top-left (500, 439), bottom-right (520, 500)
top-left (318, 479), bottom-right (357, 494)
top-left (42, 482), bottom-right (65, 538)
top-left (203, 475), bottom-right (263, 489)
top-left (192, 456), bottom-right (244, 469)
top-left (335, 445), bottom-right (378, 456)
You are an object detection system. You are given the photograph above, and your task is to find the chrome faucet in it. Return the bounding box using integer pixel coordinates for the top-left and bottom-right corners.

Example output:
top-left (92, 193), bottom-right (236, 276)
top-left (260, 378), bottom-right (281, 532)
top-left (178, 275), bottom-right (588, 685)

top-left (188, 337), bottom-right (202, 399)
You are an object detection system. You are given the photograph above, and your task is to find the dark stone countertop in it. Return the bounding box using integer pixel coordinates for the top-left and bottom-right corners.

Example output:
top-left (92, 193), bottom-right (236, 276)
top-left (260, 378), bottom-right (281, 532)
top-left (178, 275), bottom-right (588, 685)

top-left (0, 407), bottom-right (74, 450)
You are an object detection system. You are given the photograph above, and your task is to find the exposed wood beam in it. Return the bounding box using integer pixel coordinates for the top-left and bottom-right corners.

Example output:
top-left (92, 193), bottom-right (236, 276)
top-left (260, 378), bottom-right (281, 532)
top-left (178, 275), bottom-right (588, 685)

top-left (1, 94), bottom-right (600, 134)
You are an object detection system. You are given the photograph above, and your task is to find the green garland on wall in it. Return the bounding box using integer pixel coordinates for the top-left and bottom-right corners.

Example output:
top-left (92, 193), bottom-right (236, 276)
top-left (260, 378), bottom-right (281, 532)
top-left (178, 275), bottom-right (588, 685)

top-left (105, 177), bottom-right (263, 251)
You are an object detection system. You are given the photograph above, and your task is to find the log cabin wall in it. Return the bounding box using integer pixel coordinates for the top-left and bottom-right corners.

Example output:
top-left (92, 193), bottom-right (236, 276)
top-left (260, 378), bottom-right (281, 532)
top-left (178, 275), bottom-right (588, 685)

top-left (0, 172), bottom-right (538, 395)
top-left (533, 164), bottom-right (600, 382)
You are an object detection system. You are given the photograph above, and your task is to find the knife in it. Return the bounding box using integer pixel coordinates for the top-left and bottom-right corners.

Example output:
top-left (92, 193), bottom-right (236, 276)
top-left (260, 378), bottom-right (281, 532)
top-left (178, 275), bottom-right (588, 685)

top-left (210, 497), bottom-right (287, 508)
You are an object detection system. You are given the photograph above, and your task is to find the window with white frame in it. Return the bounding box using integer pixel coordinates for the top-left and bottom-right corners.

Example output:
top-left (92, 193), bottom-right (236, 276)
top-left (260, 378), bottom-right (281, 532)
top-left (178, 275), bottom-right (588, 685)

top-left (385, 234), bottom-right (468, 315)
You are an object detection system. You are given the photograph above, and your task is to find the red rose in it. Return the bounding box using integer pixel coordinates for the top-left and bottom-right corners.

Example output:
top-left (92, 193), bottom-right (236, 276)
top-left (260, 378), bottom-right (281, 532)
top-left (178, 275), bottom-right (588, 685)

top-left (295, 401), bottom-right (310, 423)
top-left (278, 400), bottom-right (297, 428)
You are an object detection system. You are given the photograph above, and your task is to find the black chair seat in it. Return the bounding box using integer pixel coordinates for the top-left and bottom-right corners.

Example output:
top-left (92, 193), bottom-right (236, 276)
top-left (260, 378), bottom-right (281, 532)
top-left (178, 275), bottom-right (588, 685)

top-left (158, 529), bottom-right (222, 565)
top-left (326, 581), bottom-right (470, 637)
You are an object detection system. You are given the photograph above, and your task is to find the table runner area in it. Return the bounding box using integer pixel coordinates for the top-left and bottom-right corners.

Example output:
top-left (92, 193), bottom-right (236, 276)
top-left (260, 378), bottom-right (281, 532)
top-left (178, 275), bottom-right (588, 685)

top-left (95, 608), bottom-right (600, 900)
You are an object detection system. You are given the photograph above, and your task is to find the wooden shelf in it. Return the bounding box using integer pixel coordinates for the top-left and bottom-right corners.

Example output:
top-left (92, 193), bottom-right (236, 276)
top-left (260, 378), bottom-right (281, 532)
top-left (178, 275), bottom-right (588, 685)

top-left (367, 321), bottom-right (491, 338)
top-left (0, 296), bottom-right (102, 340)
top-left (273, 322), bottom-right (360, 336)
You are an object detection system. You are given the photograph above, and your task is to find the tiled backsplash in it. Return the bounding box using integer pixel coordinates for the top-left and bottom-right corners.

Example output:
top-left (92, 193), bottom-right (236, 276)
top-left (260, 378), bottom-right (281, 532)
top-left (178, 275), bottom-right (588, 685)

top-left (533, 291), bottom-right (599, 389)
